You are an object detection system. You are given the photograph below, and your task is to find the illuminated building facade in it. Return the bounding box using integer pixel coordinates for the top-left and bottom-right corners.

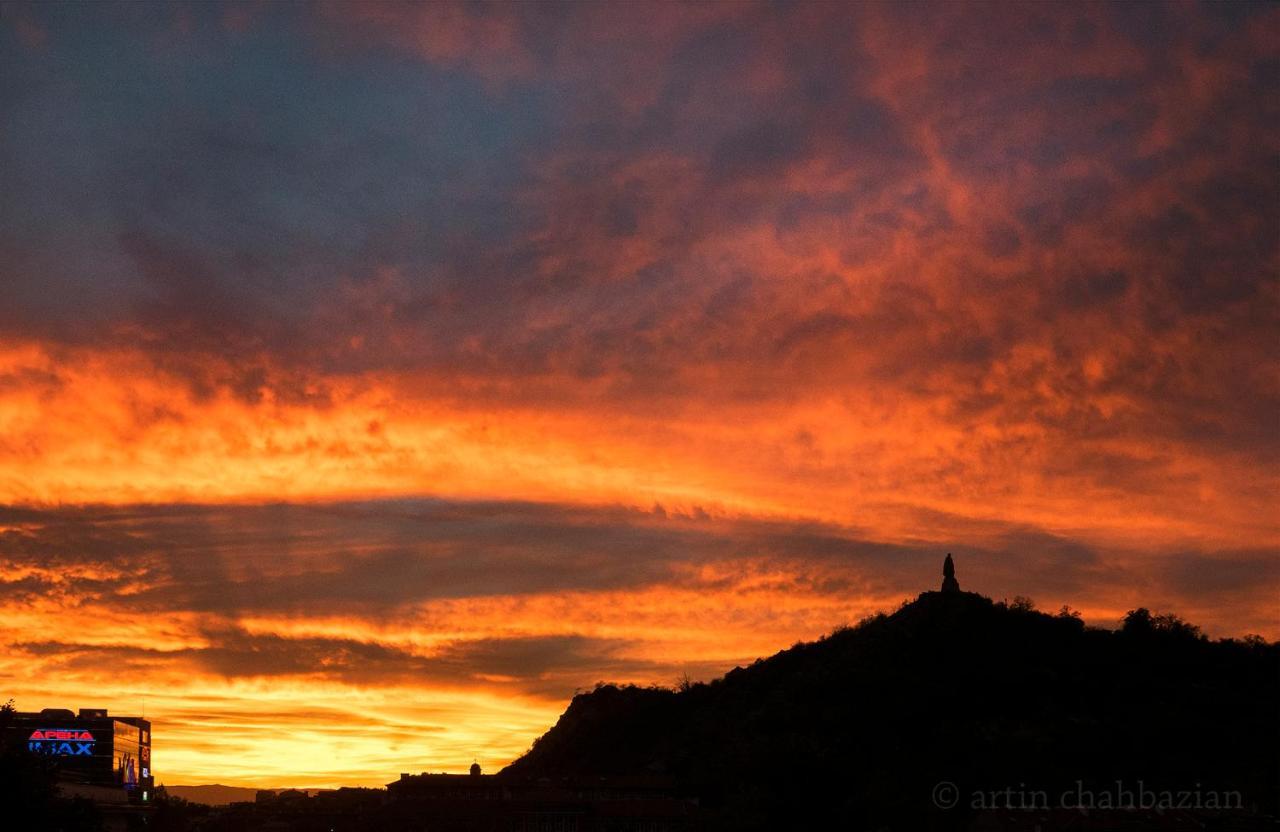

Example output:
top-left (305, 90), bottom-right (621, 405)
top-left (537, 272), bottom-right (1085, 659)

top-left (3, 707), bottom-right (153, 805)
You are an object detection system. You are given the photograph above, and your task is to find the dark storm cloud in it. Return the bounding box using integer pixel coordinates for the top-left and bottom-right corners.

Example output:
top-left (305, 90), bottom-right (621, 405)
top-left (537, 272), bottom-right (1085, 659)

top-left (1, 0), bottom-right (543, 357)
top-left (3, 500), bottom-right (1274, 631)
top-left (1161, 549), bottom-right (1280, 601)
top-left (16, 630), bottom-right (629, 696)
top-left (0, 501), bottom-right (766, 613)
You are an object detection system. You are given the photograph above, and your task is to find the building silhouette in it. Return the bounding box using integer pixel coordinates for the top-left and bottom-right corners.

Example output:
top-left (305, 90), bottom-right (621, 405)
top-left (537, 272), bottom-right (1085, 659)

top-left (2, 706), bottom-right (153, 830)
top-left (386, 768), bottom-right (698, 830)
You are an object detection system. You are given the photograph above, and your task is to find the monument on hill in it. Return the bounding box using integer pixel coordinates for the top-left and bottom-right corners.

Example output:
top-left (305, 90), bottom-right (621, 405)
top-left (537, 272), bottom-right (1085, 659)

top-left (941, 553), bottom-right (960, 593)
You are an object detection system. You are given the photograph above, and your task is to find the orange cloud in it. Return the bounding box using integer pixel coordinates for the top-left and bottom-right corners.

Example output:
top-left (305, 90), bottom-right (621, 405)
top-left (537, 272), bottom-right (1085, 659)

top-left (2, 340), bottom-right (1274, 552)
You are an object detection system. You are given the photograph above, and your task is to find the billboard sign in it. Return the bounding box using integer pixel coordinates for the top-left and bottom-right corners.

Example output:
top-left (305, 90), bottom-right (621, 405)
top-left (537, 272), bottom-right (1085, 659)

top-left (28, 728), bottom-right (96, 757)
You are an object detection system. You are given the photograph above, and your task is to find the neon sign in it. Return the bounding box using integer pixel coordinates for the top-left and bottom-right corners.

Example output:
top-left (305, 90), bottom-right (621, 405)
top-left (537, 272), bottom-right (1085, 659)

top-left (28, 728), bottom-right (95, 757)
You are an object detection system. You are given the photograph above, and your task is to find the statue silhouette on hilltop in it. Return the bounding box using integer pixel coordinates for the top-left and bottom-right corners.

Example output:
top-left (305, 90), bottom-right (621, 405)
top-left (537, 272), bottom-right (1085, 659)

top-left (941, 553), bottom-right (960, 593)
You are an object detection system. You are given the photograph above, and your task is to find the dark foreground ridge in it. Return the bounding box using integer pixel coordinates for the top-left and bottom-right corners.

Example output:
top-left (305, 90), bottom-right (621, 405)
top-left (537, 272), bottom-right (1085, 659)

top-left (502, 587), bottom-right (1279, 830)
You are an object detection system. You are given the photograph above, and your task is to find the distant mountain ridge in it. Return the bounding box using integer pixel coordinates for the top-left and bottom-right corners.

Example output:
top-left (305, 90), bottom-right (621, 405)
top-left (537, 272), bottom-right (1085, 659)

top-left (501, 590), bottom-right (1279, 830)
top-left (161, 784), bottom-right (330, 805)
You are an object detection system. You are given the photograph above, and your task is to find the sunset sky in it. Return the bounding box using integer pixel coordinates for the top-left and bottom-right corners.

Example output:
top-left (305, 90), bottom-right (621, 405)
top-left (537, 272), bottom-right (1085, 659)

top-left (1, 1), bottom-right (1277, 788)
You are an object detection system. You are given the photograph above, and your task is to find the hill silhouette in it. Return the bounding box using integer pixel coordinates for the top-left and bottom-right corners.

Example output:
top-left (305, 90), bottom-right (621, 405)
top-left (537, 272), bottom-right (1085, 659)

top-left (162, 784), bottom-right (279, 806)
top-left (502, 590), bottom-right (1279, 830)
